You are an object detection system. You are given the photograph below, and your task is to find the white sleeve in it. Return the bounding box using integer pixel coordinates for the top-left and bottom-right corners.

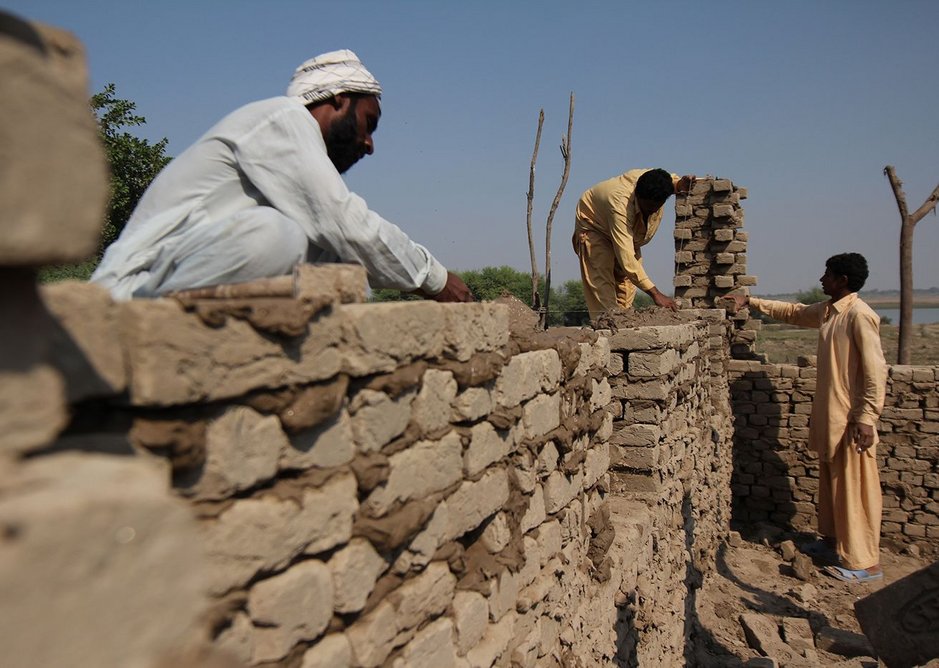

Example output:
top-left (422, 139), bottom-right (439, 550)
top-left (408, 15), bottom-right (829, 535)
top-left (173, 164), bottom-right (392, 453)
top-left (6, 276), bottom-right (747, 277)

top-left (233, 104), bottom-right (447, 294)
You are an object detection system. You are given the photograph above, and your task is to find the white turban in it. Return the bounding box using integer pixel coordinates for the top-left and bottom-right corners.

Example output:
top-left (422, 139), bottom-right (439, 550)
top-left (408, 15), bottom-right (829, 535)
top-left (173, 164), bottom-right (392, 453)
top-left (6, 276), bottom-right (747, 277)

top-left (286, 49), bottom-right (382, 105)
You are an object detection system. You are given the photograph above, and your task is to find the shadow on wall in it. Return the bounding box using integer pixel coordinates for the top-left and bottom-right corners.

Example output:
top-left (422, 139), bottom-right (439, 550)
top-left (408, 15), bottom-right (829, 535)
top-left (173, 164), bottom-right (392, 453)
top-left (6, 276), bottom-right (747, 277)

top-left (729, 369), bottom-right (814, 536)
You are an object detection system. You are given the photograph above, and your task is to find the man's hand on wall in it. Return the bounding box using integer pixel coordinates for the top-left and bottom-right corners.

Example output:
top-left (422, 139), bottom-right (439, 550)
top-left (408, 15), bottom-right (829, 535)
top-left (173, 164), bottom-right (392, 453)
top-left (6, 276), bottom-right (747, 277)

top-left (722, 293), bottom-right (749, 312)
top-left (675, 175), bottom-right (696, 195)
top-left (430, 272), bottom-right (475, 303)
top-left (648, 287), bottom-right (678, 312)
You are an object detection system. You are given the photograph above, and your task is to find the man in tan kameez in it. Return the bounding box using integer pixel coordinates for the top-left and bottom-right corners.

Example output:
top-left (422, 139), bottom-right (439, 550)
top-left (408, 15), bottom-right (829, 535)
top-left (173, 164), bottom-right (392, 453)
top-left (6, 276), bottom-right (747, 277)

top-left (572, 168), bottom-right (695, 319)
top-left (727, 252), bottom-right (887, 582)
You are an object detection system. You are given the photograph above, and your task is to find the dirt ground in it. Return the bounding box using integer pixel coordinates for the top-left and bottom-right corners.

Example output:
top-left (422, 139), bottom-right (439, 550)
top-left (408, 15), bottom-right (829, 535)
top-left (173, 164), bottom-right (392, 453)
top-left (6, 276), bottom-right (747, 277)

top-left (755, 322), bottom-right (939, 366)
top-left (692, 527), bottom-right (934, 666)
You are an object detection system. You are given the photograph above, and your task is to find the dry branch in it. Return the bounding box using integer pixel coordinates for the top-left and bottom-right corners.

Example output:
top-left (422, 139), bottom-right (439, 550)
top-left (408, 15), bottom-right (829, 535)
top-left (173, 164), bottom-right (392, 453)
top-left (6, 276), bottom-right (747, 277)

top-left (539, 93), bottom-right (575, 329)
top-left (527, 110), bottom-right (544, 309)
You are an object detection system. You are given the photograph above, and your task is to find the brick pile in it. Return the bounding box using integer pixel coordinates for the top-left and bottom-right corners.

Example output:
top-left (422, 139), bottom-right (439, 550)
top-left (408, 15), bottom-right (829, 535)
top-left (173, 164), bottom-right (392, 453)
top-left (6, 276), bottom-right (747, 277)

top-left (673, 177), bottom-right (760, 359)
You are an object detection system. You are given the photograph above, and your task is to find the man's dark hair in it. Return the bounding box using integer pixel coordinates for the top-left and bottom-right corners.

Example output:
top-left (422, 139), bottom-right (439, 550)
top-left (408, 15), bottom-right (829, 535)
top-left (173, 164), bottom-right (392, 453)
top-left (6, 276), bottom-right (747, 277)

top-left (635, 168), bottom-right (674, 202)
top-left (826, 252), bottom-right (869, 292)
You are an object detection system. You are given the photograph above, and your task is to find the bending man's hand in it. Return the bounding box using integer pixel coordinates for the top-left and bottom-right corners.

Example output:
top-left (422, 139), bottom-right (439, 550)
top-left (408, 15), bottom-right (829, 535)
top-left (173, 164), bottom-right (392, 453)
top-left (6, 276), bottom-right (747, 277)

top-left (430, 271), bottom-right (475, 303)
top-left (648, 286), bottom-right (678, 312)
top-left (848, 422), bottom-right (875, 454)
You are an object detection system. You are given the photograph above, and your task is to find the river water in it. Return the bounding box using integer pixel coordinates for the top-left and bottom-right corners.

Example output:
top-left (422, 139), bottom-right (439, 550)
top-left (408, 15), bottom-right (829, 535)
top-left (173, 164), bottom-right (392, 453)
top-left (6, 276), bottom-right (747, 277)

top-left (872, 307), bottom-right (939, 325)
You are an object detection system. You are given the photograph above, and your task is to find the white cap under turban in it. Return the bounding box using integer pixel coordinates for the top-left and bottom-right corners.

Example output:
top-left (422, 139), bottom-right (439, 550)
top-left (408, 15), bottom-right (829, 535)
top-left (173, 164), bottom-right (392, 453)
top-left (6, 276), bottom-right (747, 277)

top-left (286, 49), bottom-right (382, 105)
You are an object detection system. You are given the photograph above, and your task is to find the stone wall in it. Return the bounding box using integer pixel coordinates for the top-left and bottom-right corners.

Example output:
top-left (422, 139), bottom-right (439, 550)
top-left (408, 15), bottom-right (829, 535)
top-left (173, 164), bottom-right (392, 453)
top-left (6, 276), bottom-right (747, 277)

top-left (0, 256), bottom-right (743, 667)
top-left (728, 358), bottom-right (939, 556)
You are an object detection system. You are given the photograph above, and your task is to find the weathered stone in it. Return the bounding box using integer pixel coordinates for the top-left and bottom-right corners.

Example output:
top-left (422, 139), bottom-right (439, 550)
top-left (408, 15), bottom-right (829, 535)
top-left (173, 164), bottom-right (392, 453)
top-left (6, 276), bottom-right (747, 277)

top-left (781, 617), bottom-right (814, 654)
top-left (392, 618), bottom-right (457, 668)
top-left (350, 388), bottom-right (414, 453)
top-left (740, 613), bottom-right (796, 663)
top-left (365, 431), bottom-right (462, 517)
top-left (480, 512), bottom-right (512, 553)
top-left (119, 299), bottom-right (344, 405)
top-left (0, 453), bottom-right (207, 668)
top-left (464, 421), bottom-right (513, 476)
top-left (0, 362), bottom-right (66, 455)
top-left (445, 468), bottom-right (510, 540)
top-left (182, 406), bottom-right (285, 500)
top-left (442, 303), bottom-right (510, 361)
top-left (328, 538), bottom-right (388, 614)
top-left (629, 348), bottom-right (680, 377)
top-left (0, 15), bottom-right (108, 264)
top-left (815, 626), bottom-right (874, 658)
top-left (521, 392), bottom-right (561, 439)
top-left (301, 633), bottom-right (352, 668)
top-left (520, 486), bottom-right (547, 534)
top-left (453, 590), bottom-right (489, 655)
top-left (42, 282), bottom-right (127, 401)
top-left (346, 600), bottom-right (398, 667)
top-left (452, 386), bottom-right (492, 422)
top-left (544, 469), bottom-right (585, 514)
top-left (412, 369), bottom-right (457, 433)
top-left (214, 611), bottom-right (254, 665)
top-left (283, 409), bottom-right (355, 470)
top-left (248, 560), bottom-right (334, 662)
top-left (389, 562), bottom-right (455, 632)
top-left (493, 349), bottom-right (562, 408)
top-left (205, 473), bottom-right (357, 593)
top-left (466, 611), bottom-right (517, 667)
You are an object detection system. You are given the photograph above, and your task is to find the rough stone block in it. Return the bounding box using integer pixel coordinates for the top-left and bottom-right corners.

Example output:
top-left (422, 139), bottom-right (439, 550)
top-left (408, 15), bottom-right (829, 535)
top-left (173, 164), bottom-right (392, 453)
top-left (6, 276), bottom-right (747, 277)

top-left (452, 386), bottom-right (492, 422)
top-left (612, 423), bottom-right (661, 447)
top-left (119, 299), bottom-right (343, 405)
top-left (412, 369), bottom-right (457, 433)
top-left (544, 469), bottom-right (585, 514)
top-left (183, 406), bottom-right (285, 500)
top-left (0, 363), bottom-right (66, 455)
top-left (0, 16), bottom-right (108, 264)
top-left (520, 486), bottom-right (547, 533)
top-left (328, 538), bottom-right (387, 614)
top-left (350, 389), bottom-right (414, 453)
top-left (248, 560), bottom-right (334, 662)
top-left (346, 600), bottom-right (397, 667)
top-left (608, 324), bottom-right (693, 351)
top-left (301, 633), bottom-right (352, 668)
top-left (283, 409), bottom-right (355, 470)
top-left (465, 421), bottom-right (513, 476)
top-left (453, 590), bottom-right (489, 655)
top-left (466, 611), bottom-right (516, 667)
top-left (521, 392), bottom-right (561, 439)
top-left (481, 512), bottom-right (512, 553)
top-left (42, 281), bottom-right (127, 401)
top-left (366, 431), bottom-right (462, 517)
top-left (205, 473), bottom-right (357, 593)
top-left (0, 453), bottom-right (207, 668)
top-left (390, 562), bottom-right (455, 632)
top-left (628, 348), bottom-right (680, 377)
top-left (341, 302), bottom-right (447, 374)
top-left (493, 349), bottom-right (562, 408)
top-left (445, 468), bottom-right (510, 540)
top-left (393, 618), bottom-right (457, 668)
top-left (442, 303), bottom-right (509, 362)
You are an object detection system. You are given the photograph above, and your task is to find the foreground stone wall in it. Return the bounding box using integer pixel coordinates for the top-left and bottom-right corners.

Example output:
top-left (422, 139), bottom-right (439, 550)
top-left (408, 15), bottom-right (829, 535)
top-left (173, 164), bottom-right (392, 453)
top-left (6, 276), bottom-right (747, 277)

top-left (728, 358), bottom-right (939, 555)
top-left (0, 258), bottom-right (745, 667)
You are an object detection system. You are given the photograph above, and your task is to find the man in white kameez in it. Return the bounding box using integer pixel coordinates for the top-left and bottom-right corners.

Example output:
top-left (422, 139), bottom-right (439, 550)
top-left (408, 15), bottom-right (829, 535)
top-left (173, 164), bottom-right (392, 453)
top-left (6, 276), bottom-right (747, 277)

top-left (92, 50), bottom-right (473, 303)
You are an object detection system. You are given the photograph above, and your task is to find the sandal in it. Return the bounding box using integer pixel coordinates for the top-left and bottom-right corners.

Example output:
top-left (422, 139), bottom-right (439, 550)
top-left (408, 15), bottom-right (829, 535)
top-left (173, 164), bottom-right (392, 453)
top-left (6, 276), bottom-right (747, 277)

top-left (823, 565), bottom-right (883, 583)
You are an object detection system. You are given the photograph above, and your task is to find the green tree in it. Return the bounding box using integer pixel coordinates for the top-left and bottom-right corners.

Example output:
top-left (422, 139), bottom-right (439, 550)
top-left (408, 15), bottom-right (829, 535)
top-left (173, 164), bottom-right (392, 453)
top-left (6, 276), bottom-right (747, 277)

top-left (41, 84), bottom-right (171, 282)
top-left (92, 83), bottom-right (171, 249)
top-left (795, 286), bottom-right (826, 304)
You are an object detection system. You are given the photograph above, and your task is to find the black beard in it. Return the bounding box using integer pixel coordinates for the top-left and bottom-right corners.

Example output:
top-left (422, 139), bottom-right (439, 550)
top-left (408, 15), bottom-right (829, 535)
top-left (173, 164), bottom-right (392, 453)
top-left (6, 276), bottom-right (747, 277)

top-left (325, 100), bottom-right (361, 174)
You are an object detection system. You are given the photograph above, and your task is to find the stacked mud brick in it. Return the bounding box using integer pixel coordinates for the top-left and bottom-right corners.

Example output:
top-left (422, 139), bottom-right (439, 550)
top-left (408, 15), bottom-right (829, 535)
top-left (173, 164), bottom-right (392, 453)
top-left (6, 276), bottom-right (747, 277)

top-left (672, 177), bottom-right (761, 359)
top-left (602, 311), bottom-right (736, 665)
top-left (13, 265), bottom-right (645, 668)
top-left (729, 359), bottom-right (939, 556)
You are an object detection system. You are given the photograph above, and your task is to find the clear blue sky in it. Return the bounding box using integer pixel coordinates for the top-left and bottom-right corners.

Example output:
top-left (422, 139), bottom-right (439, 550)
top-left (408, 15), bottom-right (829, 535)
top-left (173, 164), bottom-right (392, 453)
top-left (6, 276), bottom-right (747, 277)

top-left (9, 0), bottom-right (939, 294)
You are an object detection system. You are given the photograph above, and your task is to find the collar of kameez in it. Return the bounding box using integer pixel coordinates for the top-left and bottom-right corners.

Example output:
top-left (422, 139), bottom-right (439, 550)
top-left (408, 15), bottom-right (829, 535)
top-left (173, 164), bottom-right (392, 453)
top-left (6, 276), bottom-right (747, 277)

top-left (829, 292), bottom-right (859, 314)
